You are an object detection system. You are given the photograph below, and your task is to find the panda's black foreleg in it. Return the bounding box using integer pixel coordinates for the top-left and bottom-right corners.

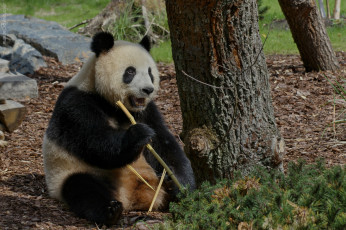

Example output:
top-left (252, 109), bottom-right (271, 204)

top-left (61, 173), bottom-right (123, 226)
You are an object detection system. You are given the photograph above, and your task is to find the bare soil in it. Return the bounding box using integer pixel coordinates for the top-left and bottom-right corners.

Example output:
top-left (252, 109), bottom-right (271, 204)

top-left (0, 53), bottom-right (345, 229)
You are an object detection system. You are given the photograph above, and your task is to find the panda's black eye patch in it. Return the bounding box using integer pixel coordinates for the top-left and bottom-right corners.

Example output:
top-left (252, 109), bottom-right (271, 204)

top-left (148, 67), bottom-right (154, 83)
top-left (123, 66), bottom-right (136, 84)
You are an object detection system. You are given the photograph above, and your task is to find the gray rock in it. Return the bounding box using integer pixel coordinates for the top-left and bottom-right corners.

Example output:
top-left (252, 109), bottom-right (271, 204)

top-left (0, 46), bottom-right (12, 60)
top-left (9, 39), bottom-right (46, 75)
top-left (0, 72), bottom-right (38, 99)
top-left (0, 14), bottom-right (92, 64)
top-left (0, 34), bottom-right (16, 47)
top-left (0, 59), bottom-right (9, 72)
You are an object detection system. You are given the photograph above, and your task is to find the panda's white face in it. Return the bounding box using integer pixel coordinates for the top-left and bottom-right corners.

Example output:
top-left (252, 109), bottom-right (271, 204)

top-left (94, 41), bottom-right (160, 112)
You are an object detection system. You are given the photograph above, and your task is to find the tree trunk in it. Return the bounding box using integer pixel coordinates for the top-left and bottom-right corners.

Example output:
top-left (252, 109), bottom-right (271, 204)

top-left (318, 0), bottom-right (326, 18)
top-left (333, 0), bottom-right (341, 19)
top-left (278, 0), bottom-right (339, 72)
top-left (326, 0), bottom-right (331, 19)
top-left (166, 0), bottom-right (285, 185)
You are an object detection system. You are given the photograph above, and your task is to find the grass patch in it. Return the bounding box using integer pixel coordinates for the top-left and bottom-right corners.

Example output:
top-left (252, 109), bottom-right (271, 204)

top-left (260, 28), bottom-right (299, 55)
top-left (151, 40), bottom-right (172, 63)
top-left (327, 26), bottom-right (346, 52)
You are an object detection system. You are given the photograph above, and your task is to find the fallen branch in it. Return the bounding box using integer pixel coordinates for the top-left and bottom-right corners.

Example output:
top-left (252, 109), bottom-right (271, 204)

top-left (68, 19), bottom-right (91, 31)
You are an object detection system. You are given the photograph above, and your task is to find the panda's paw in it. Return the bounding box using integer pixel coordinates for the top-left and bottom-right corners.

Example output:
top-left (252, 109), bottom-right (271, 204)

top-left (127, 123), bottom-right (155, 147)
top-left (105, 200), bottom-right (123, 225)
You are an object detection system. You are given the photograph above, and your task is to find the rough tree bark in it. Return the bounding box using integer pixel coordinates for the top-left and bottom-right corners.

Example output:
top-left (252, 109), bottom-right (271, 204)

top-left (278, 0), bottom-right (339, 72)
top-left (166, 0), bottom-right (285, 185)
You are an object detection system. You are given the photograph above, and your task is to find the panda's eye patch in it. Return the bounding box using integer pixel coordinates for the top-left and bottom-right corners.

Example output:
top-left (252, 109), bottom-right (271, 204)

top-left (123, 66), bottom-right (136, 84)
top-left (148, 67), bottom-right (154, 83)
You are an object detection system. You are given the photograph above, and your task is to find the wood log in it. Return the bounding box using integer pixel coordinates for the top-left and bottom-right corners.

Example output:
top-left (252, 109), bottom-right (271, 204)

top-left (0, 100), bottom-right (26, 132)
top-left (0, 130), bottom-right (8, 147)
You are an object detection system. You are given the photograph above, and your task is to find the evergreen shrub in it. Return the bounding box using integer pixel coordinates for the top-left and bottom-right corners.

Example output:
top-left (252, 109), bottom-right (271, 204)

top-left (163, 160), bottom-right (345, 230)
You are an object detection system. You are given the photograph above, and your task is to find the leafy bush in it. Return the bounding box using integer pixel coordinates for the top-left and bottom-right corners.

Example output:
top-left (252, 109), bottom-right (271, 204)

top-left (162, 160), bottom-right (345, 229)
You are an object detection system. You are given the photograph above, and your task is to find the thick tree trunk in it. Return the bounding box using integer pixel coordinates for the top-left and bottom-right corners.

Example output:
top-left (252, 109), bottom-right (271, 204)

top-left (166, 0), bottom-right (285, 185)
top-left (278, 0), bottom-right (339, 72)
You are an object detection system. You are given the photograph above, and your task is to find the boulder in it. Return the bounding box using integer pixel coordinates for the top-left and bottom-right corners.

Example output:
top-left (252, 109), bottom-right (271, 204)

top-left (9, 39), bottom-right (47, 74)
top-left (0, 34), bottom-right (16, 47)
top-left (0, 34), bottom-right (47, 75)
top-left (0, 14), bottom-right (92, 65)
top-left (0, 71), bottom-right (38, 99)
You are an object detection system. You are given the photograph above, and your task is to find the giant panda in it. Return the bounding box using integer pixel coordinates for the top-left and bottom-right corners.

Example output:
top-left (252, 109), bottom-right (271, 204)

top-left (42, 32), bottom-right (196, 225)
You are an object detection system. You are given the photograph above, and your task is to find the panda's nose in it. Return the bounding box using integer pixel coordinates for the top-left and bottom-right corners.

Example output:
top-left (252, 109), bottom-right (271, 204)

top-left (142, 87), bottom-right (154, 95)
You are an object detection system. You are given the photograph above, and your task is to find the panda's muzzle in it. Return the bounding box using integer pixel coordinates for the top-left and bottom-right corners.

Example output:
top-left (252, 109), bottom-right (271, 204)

top-left (129, 96), bottom-right (146, 108)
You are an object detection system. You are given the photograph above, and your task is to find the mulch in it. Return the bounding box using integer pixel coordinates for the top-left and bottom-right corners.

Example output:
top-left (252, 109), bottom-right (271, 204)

top-left (0, 53), bottom-right (345, 229)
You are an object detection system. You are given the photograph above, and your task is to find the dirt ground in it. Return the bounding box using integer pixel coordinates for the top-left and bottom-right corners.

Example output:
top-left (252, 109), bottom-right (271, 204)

top-left (0, 53), bottom-right (345, 229)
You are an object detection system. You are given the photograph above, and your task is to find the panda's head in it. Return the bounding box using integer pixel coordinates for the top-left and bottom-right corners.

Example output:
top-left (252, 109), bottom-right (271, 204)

top-left (91, 32), bottom-right (160, 112)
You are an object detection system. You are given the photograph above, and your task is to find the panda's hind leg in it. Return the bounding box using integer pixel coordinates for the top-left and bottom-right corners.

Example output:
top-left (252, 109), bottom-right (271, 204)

top-left (61, 173), bottom-right (123, 226)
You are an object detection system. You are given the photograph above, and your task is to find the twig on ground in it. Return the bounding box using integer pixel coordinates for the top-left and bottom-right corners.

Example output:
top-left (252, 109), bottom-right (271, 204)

top-left (68, 19), bottom-right (91, 30)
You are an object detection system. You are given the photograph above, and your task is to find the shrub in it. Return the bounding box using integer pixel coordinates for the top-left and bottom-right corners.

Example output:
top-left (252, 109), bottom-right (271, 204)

top-left (163, 160), bottom-right (345, 229)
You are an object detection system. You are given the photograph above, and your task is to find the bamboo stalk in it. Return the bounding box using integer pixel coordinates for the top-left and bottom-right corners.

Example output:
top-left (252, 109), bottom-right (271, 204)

top-left (126, 165), bottom-right (155, 191)
top-left (148, 168), bottom-right (166, 212)
top-left (116, 101), bottom-right (183, 190)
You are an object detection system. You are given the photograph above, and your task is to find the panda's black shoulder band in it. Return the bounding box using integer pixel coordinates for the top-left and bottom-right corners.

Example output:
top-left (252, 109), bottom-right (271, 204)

top-left (91, 32), bottom-right (114, 57)
top-left (139, 35), bottom-right (151, 52)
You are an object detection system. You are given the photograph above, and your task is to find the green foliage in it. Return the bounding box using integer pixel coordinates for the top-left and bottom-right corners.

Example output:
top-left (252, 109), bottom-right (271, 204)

top-left (163, 160), bottom-right (346, 229)
top-left (108, 1), bottom-right (145, 42)
top-left (257, 0), bottom-right (269, 20)
top-left (106, 0), bottom-right (169, 44)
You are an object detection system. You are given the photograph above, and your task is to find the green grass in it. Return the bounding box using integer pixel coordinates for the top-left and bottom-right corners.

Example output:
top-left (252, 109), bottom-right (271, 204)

top-left (151, 40), bottom-right (173, 63)
top-left (1, 0), bottom-right (109, 29)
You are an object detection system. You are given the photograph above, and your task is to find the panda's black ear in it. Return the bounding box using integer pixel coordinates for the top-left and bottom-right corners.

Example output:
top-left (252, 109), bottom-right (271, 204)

top-left (91, 32), bottom-right (114, 57)
top-left (139, 36), bottom-right (151, 52)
